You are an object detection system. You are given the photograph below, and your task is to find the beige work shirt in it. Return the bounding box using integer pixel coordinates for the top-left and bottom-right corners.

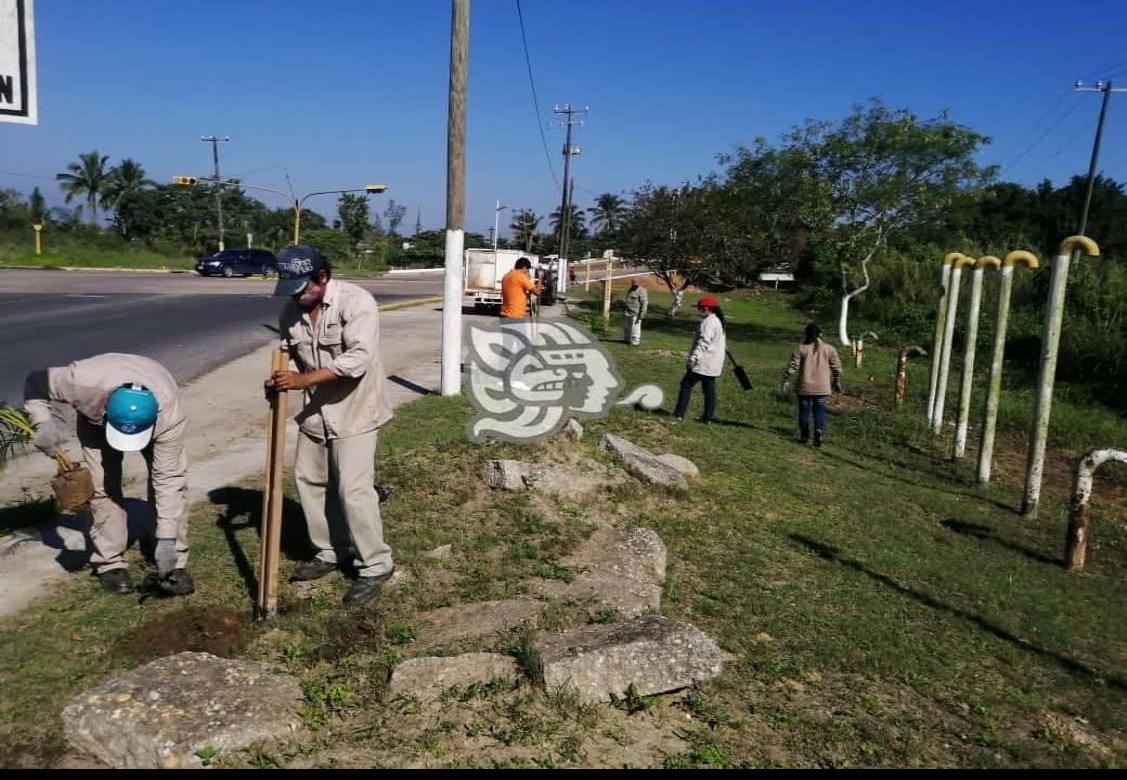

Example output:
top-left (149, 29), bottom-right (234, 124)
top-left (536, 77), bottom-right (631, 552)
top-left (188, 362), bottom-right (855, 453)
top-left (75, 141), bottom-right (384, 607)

top-left (280, 279), bottom-right (393, 441)
top-left (24, 352), bottom-right (186, 435)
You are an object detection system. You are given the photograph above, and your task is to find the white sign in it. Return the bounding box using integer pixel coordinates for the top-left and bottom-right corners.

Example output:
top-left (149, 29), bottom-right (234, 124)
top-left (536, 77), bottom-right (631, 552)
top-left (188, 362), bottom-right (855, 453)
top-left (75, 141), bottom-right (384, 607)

top-left (0, 0), bottom-right (36, 125)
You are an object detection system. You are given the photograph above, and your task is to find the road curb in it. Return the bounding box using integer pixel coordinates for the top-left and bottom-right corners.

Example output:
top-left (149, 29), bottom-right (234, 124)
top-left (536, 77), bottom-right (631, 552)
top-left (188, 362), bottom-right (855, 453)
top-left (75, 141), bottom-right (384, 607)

top-left (381, 296), bottom-right (443, 312)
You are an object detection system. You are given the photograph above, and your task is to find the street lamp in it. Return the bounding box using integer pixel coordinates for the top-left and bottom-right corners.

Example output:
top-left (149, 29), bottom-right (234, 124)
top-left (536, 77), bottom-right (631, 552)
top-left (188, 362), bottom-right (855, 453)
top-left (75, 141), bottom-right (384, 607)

top-left (493, 199), bottom-right (510, 252)
top-left (294, 185), bottom-right (388, 244)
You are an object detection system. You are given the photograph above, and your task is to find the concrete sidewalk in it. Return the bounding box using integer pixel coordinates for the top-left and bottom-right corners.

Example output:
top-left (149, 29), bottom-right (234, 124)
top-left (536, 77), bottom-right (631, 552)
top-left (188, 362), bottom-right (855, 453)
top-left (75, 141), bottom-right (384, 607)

top-left (0, 302), bottom-right (446, 618)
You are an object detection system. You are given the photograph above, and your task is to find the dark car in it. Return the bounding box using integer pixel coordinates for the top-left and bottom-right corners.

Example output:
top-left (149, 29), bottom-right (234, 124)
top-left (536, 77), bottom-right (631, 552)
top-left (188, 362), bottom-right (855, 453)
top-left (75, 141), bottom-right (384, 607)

top-left (196, 248), bottom-right (277, 277)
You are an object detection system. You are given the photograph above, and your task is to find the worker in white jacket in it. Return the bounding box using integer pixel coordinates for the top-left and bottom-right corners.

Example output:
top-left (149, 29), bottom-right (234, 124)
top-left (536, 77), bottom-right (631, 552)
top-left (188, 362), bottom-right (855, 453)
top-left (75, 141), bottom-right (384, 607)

top-left (672, 296), bottom-right (727, 424)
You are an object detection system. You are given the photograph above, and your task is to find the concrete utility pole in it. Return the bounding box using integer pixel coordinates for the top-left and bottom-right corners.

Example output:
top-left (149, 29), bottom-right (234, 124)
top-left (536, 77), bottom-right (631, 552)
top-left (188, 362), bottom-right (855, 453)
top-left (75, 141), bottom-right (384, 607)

top-left (1073, 80), bottom-right (1127, 237)
top-left (552, 104), bottom-right (586, 261)
top-left (201, 135), bottom-right (230, 250)
top-left (441, 0), bottom-right (469, 397)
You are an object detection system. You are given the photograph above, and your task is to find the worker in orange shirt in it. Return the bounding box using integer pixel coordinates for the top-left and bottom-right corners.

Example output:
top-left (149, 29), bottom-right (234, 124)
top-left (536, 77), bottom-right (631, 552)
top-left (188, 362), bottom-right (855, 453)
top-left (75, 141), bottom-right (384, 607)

top-left (500, 257), bottom-right (541, 320)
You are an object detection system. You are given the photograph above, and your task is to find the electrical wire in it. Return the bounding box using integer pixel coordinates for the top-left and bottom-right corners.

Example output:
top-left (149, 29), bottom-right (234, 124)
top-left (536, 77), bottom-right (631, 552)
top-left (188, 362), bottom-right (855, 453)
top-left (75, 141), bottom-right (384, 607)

top-left (516, 0), bottom-right (559, 189)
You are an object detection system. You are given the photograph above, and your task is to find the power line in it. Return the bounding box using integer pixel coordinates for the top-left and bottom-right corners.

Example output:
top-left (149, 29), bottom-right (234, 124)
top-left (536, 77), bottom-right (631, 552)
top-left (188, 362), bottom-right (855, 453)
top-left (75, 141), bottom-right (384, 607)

top-left (1000, 97), bottom-right (1083, 176)
top-left (0, 169), bottom-right (55, 181)
top-left (515, 0), bottom-right (558, 189)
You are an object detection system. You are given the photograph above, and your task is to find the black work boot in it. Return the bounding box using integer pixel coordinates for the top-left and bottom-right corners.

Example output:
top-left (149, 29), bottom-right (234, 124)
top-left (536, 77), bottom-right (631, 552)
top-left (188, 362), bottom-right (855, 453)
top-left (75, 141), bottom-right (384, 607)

top-left (798, 430), bottom-right (810, 445)
top-left (343, 566), bottom-right (396, 605)
top-left (160, 568), bottom-right (196, 596)
top-left (99, 568), bottom-right (133, 595)
top-left (289, 560), bottom-right (338, 582)
top-left (813, 430), bottom-right (824, 448)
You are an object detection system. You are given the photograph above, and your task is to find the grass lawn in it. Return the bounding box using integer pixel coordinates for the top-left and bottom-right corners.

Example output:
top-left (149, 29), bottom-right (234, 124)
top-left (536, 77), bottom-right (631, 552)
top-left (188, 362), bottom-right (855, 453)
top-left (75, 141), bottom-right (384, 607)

top-left (1, 289), bottom-right (1124, 768)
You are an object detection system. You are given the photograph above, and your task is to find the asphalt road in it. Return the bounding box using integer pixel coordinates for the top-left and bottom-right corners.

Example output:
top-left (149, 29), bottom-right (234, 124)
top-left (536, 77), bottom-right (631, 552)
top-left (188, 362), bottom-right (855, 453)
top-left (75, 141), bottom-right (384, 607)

top-left (0, 270), bottom-right (443, 404)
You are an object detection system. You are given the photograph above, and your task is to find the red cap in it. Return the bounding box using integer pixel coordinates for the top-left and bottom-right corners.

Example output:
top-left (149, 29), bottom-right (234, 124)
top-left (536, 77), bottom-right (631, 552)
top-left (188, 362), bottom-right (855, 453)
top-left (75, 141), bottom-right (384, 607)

top-left (697, 296), bottom-right (719, 308)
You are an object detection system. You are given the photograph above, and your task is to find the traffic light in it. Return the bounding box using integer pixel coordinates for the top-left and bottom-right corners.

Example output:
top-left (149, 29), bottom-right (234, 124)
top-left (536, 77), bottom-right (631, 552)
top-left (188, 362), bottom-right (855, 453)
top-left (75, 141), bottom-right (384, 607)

top-left (171, 175), bottom-right (198, 186)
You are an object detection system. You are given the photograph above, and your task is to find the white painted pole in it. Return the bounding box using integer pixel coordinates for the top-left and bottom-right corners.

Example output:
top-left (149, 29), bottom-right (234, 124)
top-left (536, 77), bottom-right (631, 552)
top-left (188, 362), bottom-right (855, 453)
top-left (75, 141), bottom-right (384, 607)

top-left (927, 254), bottom-right (959, 424)
top-left (977, 251), bottom-right (1039, 484)
top-left (932, 255), bottom-right (975, 433)
top-left (1022, 236), bottom-right (1100, 517)
top-left (441, 0), bottom-right (468, 397)
top-left (954, 256), bottom-right (999, 459)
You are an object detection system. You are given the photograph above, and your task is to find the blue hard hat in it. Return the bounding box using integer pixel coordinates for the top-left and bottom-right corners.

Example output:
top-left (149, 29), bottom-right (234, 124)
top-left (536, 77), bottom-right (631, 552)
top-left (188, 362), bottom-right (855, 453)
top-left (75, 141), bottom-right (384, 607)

top-left (273, 244), bottom-right (327, 297)
top-left (104, 384), bottom-right (159, 451)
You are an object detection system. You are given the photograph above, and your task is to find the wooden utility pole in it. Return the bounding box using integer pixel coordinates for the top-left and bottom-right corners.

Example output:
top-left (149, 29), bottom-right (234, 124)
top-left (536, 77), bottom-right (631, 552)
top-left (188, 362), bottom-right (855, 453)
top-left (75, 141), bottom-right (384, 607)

top-left (257, 346), bottom-right (288, 619)
top-left (441, 0), bottom-right (469, 396)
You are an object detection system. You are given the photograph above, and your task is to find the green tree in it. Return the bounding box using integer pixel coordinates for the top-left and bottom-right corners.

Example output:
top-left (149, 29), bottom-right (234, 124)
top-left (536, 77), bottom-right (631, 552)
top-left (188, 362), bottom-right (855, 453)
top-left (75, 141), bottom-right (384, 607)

top-left (102, 158), bottom-right (155, 210)
top-left (588, 193), bottom-right (627, 235)
top-left (29, 187), bottom-right (45, 224)
top-left (549, 203), bottom-right (587, 241)
top-left (56, 151), bottom-right (113, 226)
top-left (787, 102), bottom-right (994, 344)
top-left (337, 193), bottom-right (370, 244)
top-left (383, 199), bottom-right (407, 236)
top-left (509, 209), bottom-right (541, 252)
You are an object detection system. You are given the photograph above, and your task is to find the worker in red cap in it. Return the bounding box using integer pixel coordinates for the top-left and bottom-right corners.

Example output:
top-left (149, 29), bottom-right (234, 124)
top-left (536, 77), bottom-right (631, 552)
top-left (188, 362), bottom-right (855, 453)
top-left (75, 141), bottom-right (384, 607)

top-left (672, 296), bottom-right (726, 423)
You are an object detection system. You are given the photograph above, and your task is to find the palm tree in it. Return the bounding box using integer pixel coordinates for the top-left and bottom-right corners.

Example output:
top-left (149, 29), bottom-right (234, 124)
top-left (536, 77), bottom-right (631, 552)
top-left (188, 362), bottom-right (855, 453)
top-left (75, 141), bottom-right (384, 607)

top-left (102, 158), bottom-right (155, 210)
top-left (509, 209), bottom-right (541, 252)
top-left (588, 192), bottom-right (626, 235)
top-left (550, 203), bottom-right (586, 239)
top-left (56, 151), bottom-right (112, 226)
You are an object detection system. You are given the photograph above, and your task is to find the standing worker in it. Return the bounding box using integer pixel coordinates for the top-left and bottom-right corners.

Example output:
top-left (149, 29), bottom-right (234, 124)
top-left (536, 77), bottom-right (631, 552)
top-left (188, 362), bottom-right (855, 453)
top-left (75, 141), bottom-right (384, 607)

top-left (672, 296), bottom-right (727, 424)
top-left (623, 280), bottom-right (649, 346)
top-left (24, 354), bottom-right (193, 595)
top-left (783, 323), bottom-right (842, 447)
top-left (266, 245), bottom-right (395, 606)
top-left (500, 257), bottom-right (541, 321)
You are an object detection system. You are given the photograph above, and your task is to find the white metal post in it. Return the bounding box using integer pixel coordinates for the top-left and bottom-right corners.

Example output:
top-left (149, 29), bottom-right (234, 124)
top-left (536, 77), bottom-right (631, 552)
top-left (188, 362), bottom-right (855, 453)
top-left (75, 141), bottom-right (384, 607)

top-left (1022, 236), bottom-right (1100, 517)
top-left (932, 255), bottom-right (976, 433)
top-left (977, 251), bottom-right (1039, 483)
top-left (954, 256), bottom-right (999, 459)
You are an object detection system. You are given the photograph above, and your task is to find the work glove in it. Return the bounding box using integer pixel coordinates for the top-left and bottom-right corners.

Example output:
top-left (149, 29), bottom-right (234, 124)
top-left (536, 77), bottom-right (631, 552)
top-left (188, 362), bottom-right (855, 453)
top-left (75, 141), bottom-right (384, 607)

top-left (155, 538), bottom-right (178, 579)
top-left (832, 375), bottom-right (843, 394)
top-left (32, 421), bottom-right (60, 457)
top-left (778, 380), bottom-right (792, 403)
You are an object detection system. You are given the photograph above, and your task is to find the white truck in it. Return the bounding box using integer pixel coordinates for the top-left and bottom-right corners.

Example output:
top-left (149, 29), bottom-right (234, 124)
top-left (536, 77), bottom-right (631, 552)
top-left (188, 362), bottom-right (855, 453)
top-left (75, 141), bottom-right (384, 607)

top-left (462, 249), bottom-right (541, 311)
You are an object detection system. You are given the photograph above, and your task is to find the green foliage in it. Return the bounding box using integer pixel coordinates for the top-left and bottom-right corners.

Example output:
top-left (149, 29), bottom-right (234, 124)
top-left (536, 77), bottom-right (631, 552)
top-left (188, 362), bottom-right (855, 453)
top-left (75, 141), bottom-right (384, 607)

top-left (337, 193), bottom-right (370, 244)
top-left (608, 682), bottom-right (658, 715)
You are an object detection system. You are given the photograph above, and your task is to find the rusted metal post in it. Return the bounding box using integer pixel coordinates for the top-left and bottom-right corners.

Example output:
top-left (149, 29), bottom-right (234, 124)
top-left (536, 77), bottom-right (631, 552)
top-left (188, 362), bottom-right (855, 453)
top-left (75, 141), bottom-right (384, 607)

top-left (1064, 448), bottom-right (1127, 571)
top-left (894, 346), bottom-right (927, 406)
top-left (954, 256), bottom-right (1000, 459)
top-left (977, 250), bottom-right (1039, 483)
top-left (1022, 236), bottom-right (1100, 518)
top-left (927, 253), bottom-right (960, 424)
top-left (932, 254), bottom-right (976, 434)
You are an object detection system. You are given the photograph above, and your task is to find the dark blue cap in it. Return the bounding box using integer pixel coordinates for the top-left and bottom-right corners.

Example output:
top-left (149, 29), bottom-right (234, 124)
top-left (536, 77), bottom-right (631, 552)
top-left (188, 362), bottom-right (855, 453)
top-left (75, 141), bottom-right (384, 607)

top-left (273, 245), bottom-right (327, 297)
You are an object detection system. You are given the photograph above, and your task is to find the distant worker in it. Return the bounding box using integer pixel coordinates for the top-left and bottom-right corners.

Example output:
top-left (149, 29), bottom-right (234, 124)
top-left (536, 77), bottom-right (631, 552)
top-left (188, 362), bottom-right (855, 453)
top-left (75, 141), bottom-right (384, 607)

top-left (782, 323), bottom-right (842, 448)
top-left (266, 245), bottom-right (396, 606)
top-left (672, 296), bottom-right (727, 424)
top-left (24, 354), bottom-right (193, 596)
top-left (623, 280), bottom-right (649, 346)
top-left (500, 257), bottom-right (541, 321)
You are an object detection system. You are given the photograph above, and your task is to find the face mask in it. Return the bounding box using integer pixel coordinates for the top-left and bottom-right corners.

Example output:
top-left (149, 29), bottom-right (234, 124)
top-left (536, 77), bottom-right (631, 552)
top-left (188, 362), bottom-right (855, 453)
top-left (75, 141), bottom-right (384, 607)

top-left (294, 280), bottom-right (324, 310)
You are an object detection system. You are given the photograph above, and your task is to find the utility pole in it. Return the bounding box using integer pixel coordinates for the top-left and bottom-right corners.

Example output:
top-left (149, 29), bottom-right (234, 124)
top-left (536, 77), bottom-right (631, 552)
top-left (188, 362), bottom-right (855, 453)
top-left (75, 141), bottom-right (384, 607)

top-left (1073, 80), bottom-right (1126, 236)
top-left (201, 135), bottom-right (230, 250)
top-left (441, 0), bottom-right (469, 397)
top-left (560, 177), bottom-right (576, 266)
top-left (552, 104), bottom-right (586, 261)
top-left (415, 206), bottom-right (422, 237)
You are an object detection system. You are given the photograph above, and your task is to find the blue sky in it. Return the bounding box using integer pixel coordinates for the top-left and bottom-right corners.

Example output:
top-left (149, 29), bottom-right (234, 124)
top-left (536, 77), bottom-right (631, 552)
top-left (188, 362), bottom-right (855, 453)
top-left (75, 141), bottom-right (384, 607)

top-left (3, 0), bottom-right (1127, 234)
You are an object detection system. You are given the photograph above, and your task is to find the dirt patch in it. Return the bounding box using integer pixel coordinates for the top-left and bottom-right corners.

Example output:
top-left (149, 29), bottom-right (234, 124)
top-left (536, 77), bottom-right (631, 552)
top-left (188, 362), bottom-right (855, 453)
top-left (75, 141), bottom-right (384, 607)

top-left (113, 606), bottom-right (250, 664)
top-left (992, 431), bottom-right (1127, 513)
